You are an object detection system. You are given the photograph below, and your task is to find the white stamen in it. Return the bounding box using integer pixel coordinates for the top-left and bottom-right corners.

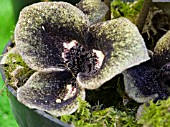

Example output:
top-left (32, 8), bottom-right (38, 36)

top-left (66, 84), bottom-right (72, 90)
top-left (61, 52), bottom-right (65, 60)
top-left (92, 49), bottom-right (105, 69)
top-left (71, 87), bottom-right (76, 95)
top-left (63, 40), bottom-right (78, 50)
top-left (63, 84), bottom-right (76, 101)
top-left (62, 40), bottom-right (78, 62)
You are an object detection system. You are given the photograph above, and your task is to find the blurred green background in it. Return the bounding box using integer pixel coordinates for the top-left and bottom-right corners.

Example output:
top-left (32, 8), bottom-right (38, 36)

top-left (0, 0), bottom-right (18, 127)
top-left (0, 0), bottom-right (41, 126)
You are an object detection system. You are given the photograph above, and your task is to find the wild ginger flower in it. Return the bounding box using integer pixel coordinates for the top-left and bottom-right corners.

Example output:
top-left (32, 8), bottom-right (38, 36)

top-left (14, 0), bottom-right (149, 116)
top-left (123, 31), bottom-right (170, 103)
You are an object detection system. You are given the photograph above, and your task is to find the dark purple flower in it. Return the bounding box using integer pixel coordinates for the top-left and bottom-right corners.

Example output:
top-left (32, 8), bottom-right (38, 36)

top-left (13, 1), bottom-right (149, 116)
top-left (123, 31), bottom-right (170, 103)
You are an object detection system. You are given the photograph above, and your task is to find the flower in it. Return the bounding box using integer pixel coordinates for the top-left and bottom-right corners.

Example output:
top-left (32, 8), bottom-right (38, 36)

top-left (13, 0), bottom-right (149, 116)
top-left (123, 31), bottom-right (170, 103)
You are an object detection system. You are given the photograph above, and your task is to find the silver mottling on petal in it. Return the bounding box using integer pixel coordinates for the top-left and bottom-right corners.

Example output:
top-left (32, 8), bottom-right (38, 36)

top-left (123, 68), bottom-right (158, 103)
top-left (17, 70), bottom-right (85, 117)
top-left (153, 31), bottom-right (170, 68)
top-left (15, 2), bottom-right (90, 71)
top-left (123, 62), bottom-right (169, 103)
top-left (77, 0), bottom-right (108, 24)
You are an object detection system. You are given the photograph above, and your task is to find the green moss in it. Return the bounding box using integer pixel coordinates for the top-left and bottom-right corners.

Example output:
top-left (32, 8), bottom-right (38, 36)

top-left (3, 52), bottom-right (34, 89)
top-left (60, 74), bottom-right (170, 127)
top-left (60, 98), bottom-right (141, 127)
top-left (138, 98), bottom-right (170, 127)
top-left (111, 0), bottom-right (143, 23)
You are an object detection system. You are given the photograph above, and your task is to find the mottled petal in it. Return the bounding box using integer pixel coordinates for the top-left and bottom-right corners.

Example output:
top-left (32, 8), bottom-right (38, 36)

top-left (123, 63), bottom-right (167, 103)
top-left (153, 31), bottom-right (170, 68)
top-left (77, 18), bottom-right (150, 89)
top-left (15, 2), bottom-right (90, 71)
top-left (17, 69), bottom-right (85, 117)
top-left (77, 0), bottom-right (108, 24)
top-left (159, 62), bottom-right (170, 84)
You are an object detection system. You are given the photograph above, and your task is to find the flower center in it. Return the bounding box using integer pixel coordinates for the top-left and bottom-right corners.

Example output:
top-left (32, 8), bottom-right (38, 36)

top-left (62, 40), bottom-right (104, 76)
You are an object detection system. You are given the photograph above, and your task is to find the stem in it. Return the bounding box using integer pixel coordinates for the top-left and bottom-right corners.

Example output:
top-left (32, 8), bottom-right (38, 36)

top-left (104, 0), bottom-right (111, 20)
top-left (136, 0), bottom-right (152, 33)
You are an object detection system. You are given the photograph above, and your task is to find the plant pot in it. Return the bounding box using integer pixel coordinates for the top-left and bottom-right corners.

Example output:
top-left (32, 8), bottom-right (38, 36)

top-left (0, 41), bottom-right (71, 127)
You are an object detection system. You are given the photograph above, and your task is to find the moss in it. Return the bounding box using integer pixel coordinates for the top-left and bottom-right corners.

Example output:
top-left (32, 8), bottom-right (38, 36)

top-left (138, 97), bottom-right (170, 127)
top-left (111, 0), bottom-right (143, 23)
top-left (60, 98), bottom-right (141, 127)
top-left (60, 98), bottom-right (137, 127)
top-left (3, 52), bottom-right (34, 89)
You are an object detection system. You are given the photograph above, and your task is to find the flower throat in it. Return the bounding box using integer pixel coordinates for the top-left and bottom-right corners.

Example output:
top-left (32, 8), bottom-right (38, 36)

top-left (62, 40), bottom-right (103, 76)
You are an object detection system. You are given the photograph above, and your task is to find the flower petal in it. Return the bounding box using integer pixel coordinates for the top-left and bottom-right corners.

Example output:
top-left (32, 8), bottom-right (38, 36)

top-left (153, 31), bottom-right (170, 68)
top-left (15, 2), bottom-right (90, 71)
top-left (77, 0), bottom-right (108, 24)
top-left (77, 18), bottom-right (150, 89)
top-left (123, 63), bottom-right (168, 103)
top-left (17, 69), bottom-right (85, 117)
top-left (159, 62), bottom-right (170, 84)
